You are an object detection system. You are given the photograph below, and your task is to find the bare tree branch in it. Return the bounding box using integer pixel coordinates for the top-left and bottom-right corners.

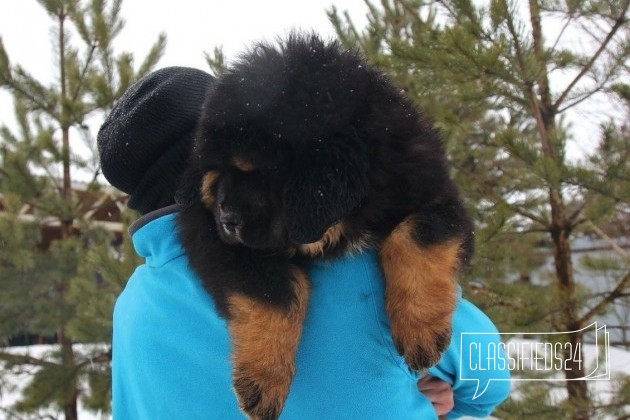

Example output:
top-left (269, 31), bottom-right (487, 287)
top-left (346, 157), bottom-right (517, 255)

top-left (553, 0), bottom-right (630, 110)
top-left (0, 351), bottom-right (60, 370)
top-left (579, 271), bottom-right (630, 325)
top-left (586, 219), bottom-right (629, 258)
top-left (549, 15), bottom-right (574, 54)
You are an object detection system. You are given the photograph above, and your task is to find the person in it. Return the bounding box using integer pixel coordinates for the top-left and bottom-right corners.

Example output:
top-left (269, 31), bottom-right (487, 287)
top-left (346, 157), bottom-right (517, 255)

top-left (98, 66), bottom-right (511, 420)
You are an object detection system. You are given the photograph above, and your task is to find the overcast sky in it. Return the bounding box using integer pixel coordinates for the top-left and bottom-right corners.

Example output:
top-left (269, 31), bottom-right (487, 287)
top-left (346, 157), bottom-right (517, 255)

top-left (0, 1), bottom-right (368, 84)
top-left (0, 1), bottom-right (625, 164)
top-left (0, 0), bottom-right (368, 124)
top-left (0, 0), bottom-right (368, 177)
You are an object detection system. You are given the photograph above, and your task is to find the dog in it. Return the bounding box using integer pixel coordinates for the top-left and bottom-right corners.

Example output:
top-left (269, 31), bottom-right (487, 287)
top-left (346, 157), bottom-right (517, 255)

top-left (176, 33), bottom-right (473, 420)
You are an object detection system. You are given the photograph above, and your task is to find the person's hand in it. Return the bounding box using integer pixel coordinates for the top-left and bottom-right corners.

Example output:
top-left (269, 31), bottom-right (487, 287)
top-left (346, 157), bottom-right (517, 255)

top-left (418, 375), bottom-right (454, 416)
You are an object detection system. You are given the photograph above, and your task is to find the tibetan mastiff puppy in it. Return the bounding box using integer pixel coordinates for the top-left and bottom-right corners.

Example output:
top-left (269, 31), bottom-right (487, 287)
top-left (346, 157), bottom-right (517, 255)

top-left (176, 33), bottom-right (473, 419)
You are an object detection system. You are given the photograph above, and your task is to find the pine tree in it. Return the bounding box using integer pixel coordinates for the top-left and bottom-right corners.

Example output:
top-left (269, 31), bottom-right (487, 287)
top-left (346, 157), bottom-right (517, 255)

top-left (0, 0), bottom-right (165, 418)
top-left (330, 0), bottom-right (629, 418)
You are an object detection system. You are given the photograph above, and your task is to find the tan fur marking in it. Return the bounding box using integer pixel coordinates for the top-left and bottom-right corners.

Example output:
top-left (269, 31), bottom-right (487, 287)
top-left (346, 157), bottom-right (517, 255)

top-left (298, 222), bottom-right (345, 257)
top-left (228, 268), bottom-right (309, 418)
top-left (200, 170), bottom-right (220, 208)
top-left (380, 218), bottom-right (460, 368)
top-left (348, 233), bottom-right (375, 254)
top-left (232, 156), bottom-right (257, 172)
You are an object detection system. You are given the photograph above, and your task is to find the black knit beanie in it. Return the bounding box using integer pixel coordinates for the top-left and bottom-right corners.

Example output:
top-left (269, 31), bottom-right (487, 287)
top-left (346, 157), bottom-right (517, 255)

top-left (97, 67), bottom-right (214, 214)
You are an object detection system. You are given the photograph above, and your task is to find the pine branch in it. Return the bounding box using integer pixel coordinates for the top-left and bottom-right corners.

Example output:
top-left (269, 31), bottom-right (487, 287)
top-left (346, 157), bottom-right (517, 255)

top-left (505, 202), bottom-right (550, 228)
top-left (3, 76), bottom-right (58, 119)
top-left (0, 406), bottom-right (30, 420)
top-left (529, 0), bottom-right (553, 116)
top-left (527, 0), bottom-right (565, 166)
top-left (553, 0), bottom-right (630, 110)
top-left (70, 43), bottom-right (97, 103)
top-left (556, 83), bottom-right (609, 114)
top-left (556, 48), bottom-right (626, 114)
top-left (136, 33), bottom-right (166, 78)
top-left (435, 0), bottom-right (461, 25)
top-left (396, 0), bottom-right (427, 29)
top-left (0, 351), bottom-right (60, 369)
top-left (345, 8), bottom-right (364, 43)
top-left (502, 0), bottom-right (529, 85)
top-left (566, 200), bottom-right (588, 231)
top-left (503, 0), bottom-right (556, 161)
top-left (578, 271), bottom-right (630, 325)
top-left (586, 219), bottom-right (629, 258)
top-left (75, 350), bottom-right (111, 369)
top-left (563, 176), bottom-right (623, 202)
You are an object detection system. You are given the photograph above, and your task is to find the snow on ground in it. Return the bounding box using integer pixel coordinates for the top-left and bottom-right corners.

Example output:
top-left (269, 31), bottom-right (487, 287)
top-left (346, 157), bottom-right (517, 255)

top-left (0, 344), bottom-right (110, 420)
top-left (1, 341), bottom-right (629, 419)
top-left (505, 337), bottom-right (630, 416)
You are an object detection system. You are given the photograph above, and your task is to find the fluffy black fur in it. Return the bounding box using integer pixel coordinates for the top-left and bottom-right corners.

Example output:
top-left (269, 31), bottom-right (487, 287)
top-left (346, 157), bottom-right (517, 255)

top-left (176, 33), bottom-right (473, 419)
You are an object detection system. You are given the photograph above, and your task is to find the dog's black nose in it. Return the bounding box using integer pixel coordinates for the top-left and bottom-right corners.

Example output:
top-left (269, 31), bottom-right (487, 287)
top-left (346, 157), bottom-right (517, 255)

top-left (220, 212), bottom-right (242, 234)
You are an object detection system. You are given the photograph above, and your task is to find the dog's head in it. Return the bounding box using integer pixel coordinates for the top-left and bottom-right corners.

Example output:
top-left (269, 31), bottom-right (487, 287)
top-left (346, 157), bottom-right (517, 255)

top-left (203, 152), bottom-right (369, 252)
top-left (179, 139), bottom-right (369, 252)
top-left (178, 34), bottom-right (396, 251)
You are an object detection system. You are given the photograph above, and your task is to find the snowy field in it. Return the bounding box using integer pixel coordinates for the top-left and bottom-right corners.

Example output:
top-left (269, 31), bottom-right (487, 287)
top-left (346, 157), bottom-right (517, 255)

top-left (506, 338), bottom-right (630, 406)
top-left (1, 340), bottom-right (629, 419)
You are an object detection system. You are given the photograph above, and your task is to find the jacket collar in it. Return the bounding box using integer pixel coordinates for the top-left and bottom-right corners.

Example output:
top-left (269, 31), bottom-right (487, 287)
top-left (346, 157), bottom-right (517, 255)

top-left (129, 204), bottom-right (182, 236)
top-left (130, 205), bottom-right (185, 266)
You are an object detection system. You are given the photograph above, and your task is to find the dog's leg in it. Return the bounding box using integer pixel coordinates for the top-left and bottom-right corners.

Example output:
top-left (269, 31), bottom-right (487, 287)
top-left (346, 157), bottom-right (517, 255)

top-left (178, 204), bottom-right (310, 419)
top-left (379, 217), bottom-right (462, 371)
top-left (227, 267), bottom-right (309, 420)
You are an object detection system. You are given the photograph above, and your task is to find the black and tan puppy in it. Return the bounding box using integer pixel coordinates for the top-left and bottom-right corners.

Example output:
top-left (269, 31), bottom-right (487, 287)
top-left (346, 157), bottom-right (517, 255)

top-left (176, 33), bottom-right (473, 419)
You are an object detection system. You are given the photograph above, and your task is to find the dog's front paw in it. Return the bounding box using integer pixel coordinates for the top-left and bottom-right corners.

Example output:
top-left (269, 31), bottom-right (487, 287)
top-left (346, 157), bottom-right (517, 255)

top-left (228, 275), bottom-right (309, 420)
top-left (391, 319), bottom-right (452, 371)
top-left (379, 221), bottom-right (462, 371)
top-left (234, 373), bottom-right (289, 420)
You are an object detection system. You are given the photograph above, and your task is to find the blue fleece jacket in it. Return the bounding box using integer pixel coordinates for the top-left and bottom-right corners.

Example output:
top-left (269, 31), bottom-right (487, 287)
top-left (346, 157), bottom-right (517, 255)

top-left (112, 210), bottom-right (510, 419)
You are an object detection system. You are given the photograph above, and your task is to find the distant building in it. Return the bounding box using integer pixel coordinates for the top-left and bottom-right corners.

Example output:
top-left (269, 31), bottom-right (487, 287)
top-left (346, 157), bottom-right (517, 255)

top-left (0, 183), bottom-right (129, 248)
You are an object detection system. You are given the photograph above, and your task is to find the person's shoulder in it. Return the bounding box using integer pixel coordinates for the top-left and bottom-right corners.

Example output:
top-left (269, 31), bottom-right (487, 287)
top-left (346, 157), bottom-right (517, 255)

top-left (453, 297), bottom-right (499, 335)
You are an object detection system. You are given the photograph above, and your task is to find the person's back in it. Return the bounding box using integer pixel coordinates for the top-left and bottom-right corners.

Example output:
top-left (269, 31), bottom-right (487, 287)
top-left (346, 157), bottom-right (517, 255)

top-left (113, 211), bottom-right (510, 419)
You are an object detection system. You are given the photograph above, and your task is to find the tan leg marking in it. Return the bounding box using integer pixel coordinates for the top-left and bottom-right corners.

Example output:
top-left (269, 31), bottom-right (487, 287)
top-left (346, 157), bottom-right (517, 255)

top-left (380, 218), bottom-right (460, 370)
top-left (228, 268), bottom-right (309, 420)
top-left (298, 222), bottom-right (345, 257)
top-left (200, 170), bottom-right (220, 208)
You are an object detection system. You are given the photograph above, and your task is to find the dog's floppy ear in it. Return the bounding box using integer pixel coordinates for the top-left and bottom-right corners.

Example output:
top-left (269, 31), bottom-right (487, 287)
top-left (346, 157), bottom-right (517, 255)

top-left (283, 142), bottom-right (369, 244)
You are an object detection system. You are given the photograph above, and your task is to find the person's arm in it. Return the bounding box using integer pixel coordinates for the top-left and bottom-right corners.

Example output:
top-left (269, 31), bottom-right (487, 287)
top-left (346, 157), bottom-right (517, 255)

top-left (427, 297), bottom-right (511, 419)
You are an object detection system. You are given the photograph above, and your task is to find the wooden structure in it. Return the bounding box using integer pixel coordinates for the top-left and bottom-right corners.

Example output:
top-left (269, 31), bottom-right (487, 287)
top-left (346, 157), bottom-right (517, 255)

top-left (0, 184), bottom-right (129, 248)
